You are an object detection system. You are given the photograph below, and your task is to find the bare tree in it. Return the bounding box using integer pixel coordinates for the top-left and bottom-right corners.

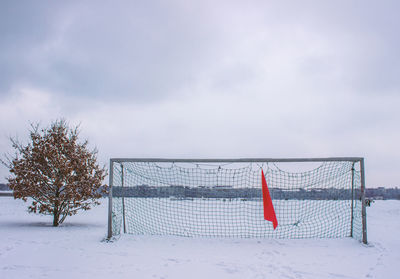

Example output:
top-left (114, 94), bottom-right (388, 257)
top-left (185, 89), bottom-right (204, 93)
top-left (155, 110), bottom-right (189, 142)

top-left (2, 120), bottom-right (107, 226)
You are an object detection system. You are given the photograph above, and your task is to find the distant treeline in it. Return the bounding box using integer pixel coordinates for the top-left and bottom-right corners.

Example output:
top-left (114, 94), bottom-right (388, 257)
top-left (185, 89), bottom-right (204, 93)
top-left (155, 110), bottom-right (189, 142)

top-left (112, 185), bottom-right (400, 200)
top-left (0, 184), bottom-right (9, 191)
top-left (1, 183), bottom-right (399, 200)
top-left (366, 187), bottom-right (400, 200)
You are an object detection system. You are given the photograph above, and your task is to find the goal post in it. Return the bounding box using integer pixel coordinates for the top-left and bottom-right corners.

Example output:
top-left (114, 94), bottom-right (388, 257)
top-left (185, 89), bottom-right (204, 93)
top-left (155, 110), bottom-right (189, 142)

top-left (107, 157), bottom-right (367, 244)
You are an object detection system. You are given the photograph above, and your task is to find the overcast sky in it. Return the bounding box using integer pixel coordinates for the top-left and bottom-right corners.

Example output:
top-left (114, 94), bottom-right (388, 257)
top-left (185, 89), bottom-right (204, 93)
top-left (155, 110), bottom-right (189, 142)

top-left (0, 0), bottom-right (399, 187)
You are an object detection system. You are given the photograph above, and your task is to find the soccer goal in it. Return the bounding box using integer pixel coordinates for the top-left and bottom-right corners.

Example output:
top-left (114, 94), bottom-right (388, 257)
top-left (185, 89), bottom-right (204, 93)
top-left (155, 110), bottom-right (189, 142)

top-left (107, 158), bottom-right (367, 243)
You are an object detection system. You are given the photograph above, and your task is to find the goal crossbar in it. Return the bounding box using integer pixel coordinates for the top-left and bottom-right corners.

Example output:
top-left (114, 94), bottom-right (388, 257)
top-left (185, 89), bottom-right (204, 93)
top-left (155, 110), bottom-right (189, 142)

top-left (110, 157), bottom-right (364, 163)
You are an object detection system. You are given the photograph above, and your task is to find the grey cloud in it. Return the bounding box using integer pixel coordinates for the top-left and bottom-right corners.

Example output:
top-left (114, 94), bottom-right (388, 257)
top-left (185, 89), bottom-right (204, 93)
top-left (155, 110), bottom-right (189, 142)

top-left (1, 0), bottom-right (236, 102)
top-left (2, 0), bottom-right (400, 101)
top-left (1, 0), bottom-right (400, 186)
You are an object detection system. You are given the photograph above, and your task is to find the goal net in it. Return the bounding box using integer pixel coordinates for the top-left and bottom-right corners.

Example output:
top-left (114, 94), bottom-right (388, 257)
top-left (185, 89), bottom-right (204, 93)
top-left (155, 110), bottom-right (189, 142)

top-left (108, 158), bottom-right (367, 243)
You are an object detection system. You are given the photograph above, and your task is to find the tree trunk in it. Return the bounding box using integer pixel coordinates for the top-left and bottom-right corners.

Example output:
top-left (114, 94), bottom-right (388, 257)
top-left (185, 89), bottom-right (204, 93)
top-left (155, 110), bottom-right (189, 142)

top-left (53, 190), bottom-right (60, 226)
top-left (53, 208), bottom-right (59, 226)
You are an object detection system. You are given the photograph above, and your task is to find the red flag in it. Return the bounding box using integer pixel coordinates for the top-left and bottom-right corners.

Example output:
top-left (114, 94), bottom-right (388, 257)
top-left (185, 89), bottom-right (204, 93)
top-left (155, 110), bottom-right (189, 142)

top-left (261, 170), bottom-right (278, 229)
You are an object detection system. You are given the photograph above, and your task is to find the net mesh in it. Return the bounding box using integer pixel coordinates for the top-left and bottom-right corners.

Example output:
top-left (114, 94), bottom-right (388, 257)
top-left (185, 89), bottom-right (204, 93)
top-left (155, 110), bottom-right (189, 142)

top-left (110, 160), bottom-right (363, 241)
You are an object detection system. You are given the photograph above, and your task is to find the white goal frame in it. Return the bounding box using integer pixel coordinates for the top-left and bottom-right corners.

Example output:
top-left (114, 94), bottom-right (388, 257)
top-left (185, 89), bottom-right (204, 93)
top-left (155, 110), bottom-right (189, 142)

top-left (107, 157), bottom-right (367, 244)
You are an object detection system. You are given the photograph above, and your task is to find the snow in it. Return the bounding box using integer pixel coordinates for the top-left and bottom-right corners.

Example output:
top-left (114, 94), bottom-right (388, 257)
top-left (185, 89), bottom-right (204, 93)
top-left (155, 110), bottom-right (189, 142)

top-left (0, 198), bottom-right (399, 279)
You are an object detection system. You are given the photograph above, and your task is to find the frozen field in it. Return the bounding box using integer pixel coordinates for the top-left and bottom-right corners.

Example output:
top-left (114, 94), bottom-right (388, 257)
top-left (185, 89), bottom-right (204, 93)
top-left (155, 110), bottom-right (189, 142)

top-left (0, 197), bottom-right (399, 279)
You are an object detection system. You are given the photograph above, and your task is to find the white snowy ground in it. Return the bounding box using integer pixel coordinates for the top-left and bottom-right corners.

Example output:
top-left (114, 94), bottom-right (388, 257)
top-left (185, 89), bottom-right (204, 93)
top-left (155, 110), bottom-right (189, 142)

top-left (0, 197), bottom-right (399, 279)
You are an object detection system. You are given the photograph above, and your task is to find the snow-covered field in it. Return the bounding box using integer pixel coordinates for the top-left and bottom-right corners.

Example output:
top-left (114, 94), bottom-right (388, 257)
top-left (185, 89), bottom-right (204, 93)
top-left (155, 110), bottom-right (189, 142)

top-left (0, 197), bottom-right (399, 279)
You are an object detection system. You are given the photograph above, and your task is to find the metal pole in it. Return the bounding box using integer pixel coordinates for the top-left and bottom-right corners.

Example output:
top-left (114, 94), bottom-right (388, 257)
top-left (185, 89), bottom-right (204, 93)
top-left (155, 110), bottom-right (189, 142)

top-left (360, 158), bottom-right (368, 244)
top-left (107, 159), bottom-right (114, 239)
top-left (110, 157), bottom-right (363, 163)
top-left (121, 164), bottom-right (126, 234)
top-left (350, 163), bottom-right (355, 238)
